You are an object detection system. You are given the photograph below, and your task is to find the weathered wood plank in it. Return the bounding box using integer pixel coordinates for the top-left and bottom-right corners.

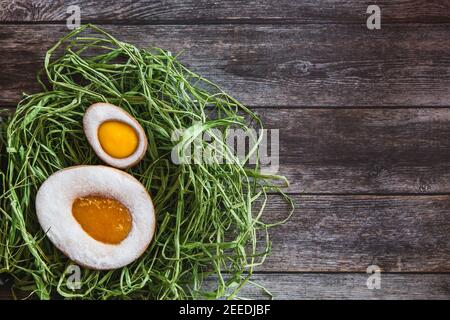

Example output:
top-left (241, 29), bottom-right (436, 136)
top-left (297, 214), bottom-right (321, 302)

top-left (2, 152), bottom-right (450, 272)
top-left (2, 273), bottom-right (450, 299)
top-left (4, 196), bottom-right (433, 273)
top-left (260, 108), bottom-right (450, 194)
top-left (260, 194), bottom-right (450, 272)
top-left (1, 0), bottom-right (450, 23)
top-left (1, 24), bottom-right (450, 107)
top-left (233, 273), bottom-right (450, 299)
top-left (3, 107), bottom-right (450, 194)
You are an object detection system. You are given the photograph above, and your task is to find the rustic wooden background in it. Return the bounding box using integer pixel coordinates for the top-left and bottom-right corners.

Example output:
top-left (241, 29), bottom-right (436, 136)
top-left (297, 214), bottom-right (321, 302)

top-left (1, 0), bottom-right (450, 299)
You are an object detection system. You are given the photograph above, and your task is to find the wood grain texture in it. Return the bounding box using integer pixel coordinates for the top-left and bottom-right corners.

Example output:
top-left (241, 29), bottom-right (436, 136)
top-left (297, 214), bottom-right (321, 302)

top-left (1, 151), bottom-right (449, 273)
top-left (3, 107), bottom-right (450, 194)
top-left (1, 0), bottom-right (450, 23)
top-left (1, 24), bottom-right (450, 107)
top-left (260, 194), bottom-right (450, 272)
top-left (259, 108), bottom-right (450, 194)
top-left (1, 0), bottom-right (450, 300)
top-left (231, 273), bottom-right (450, 299)
top-left (2, 273), bottom-right (450, 299)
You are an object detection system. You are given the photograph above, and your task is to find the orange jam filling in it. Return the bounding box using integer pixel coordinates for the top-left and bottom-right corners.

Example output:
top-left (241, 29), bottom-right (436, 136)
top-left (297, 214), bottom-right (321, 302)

top-left (98, 121), bottom-right (138, 159)
top-left (72, 195), bottom-right (132, 244)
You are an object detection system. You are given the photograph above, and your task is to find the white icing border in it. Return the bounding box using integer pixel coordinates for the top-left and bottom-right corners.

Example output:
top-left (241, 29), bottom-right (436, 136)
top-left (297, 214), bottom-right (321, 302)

top-left (35, 165), bottom-right (155, 270)
top-left (83, 103), bottom-right (147, 169)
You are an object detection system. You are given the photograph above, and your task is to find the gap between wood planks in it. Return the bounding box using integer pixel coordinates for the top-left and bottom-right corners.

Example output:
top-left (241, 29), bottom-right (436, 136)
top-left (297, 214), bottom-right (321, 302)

top-left (2, 20), bottom-right (450, 26)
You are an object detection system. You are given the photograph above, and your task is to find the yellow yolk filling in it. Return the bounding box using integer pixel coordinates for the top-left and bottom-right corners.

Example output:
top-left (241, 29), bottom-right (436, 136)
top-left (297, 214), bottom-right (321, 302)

top-left (98, 121), bottom-right (138, 159)
top-left (72, 195), bottom-right (132, 244)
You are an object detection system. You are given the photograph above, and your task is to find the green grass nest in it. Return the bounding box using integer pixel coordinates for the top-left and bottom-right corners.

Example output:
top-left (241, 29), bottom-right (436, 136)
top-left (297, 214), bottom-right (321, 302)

top-left (0, 25), bottom-right (293, 299)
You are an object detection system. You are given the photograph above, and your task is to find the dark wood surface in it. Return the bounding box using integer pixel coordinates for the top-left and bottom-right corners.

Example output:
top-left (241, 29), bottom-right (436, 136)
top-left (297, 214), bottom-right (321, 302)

top-left (223, 273), bottom-right (450, 300)
top-left (1, 0), bottom-right (450, 299)
top-left (2, 273), bottom-right (450, 300)
top-left (4, 107), bottom-right (450, 194)
top-left (263, 195), bottom-right (450, 272)
top-left (1, 24), bottom-right (450, 107)
top-left (1, 0), bottom-right (450, 23)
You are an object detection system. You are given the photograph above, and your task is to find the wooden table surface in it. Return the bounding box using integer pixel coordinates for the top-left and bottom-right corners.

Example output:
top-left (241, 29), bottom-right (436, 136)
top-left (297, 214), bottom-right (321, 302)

top-left (1, 0), bottom-right (450, 299)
